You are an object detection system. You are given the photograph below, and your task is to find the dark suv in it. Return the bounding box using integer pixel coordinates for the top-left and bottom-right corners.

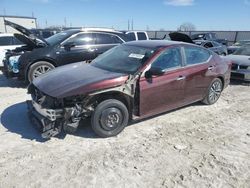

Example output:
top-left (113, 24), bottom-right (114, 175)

top-left (3, 21), bottom-right (129, 82)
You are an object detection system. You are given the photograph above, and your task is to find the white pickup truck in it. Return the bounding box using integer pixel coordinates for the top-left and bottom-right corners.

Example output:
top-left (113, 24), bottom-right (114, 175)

top-left (125, 31), bottom-right (149, 41)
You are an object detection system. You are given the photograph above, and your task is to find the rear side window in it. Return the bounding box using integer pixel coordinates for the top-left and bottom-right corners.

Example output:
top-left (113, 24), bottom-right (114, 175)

top-left (152, 48), bottom-right (182, 70)
top-left (66, 33), bottom-right (95, 46)
top-left (184, 47), bottom-right (211, 65)
top-left (13, 37), bottom-right (23, 45)
top-left (137, 32), bottom-right (147, 40)
top-left (0, 36), bottom-right (13, 46)
top-left (96, 33), bottom-right (120, 44)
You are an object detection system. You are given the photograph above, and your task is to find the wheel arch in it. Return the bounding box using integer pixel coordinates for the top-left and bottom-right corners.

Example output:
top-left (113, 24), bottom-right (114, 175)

top-left (25, 58), bottom-right (57, 81)
top-left (217, 75), bottom-right (225, 89)
top-left (88, 91), bottom-right (134, 119)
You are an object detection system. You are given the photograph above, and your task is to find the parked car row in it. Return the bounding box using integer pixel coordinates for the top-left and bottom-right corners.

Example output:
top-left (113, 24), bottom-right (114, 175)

top-left (224, 44), bottom-right (250, 81)
top-left (0, 21), bottom-right (247, 139)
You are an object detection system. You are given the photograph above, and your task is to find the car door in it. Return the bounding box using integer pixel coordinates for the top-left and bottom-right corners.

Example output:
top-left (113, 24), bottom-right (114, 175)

top-left (183, 46), bottom-right (216, 103)
top-left (95, 33), bottom-right (123, 57)
top-left (55, 32), bottom-right (96, 65)
top-left (139, 47), bottom-right (186, 117)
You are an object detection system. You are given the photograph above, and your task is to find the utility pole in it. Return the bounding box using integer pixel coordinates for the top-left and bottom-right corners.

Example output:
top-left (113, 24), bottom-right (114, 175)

top-left (64, 17), bottom-right (67, 28)
top-left (3, 8), bottom-right (7, 32)
top-left (131, 19), bottom-right (134, 30)
top-left (128, 19), bottom-right (130, 31)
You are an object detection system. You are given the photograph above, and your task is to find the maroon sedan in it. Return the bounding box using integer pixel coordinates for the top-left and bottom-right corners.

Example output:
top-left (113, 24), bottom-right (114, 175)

top-left (27, 40), bottom-right (232, 138)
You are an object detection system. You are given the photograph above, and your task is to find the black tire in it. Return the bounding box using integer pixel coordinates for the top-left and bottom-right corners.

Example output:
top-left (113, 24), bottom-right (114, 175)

top-left (28, 61), bottom-right (55, 82)
top-left (91, 99), bottom-right (129, 138)
top-left (202, 78), bottom-right (223, 105)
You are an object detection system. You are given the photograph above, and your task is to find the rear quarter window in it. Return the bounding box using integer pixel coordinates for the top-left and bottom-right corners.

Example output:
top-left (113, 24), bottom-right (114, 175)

top-left (184, 47), bottom-right (211, 65)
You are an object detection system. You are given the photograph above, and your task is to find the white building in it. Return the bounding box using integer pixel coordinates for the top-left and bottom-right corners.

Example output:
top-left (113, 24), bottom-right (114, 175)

top-left (0, 15), bottom-right (37, 33)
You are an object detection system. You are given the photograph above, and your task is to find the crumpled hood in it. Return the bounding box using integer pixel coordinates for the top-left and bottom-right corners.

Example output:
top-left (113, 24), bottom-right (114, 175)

top-left (225, 55), bottom-right (250, 66)
top-left (33, 62), bottom-right (128, 98)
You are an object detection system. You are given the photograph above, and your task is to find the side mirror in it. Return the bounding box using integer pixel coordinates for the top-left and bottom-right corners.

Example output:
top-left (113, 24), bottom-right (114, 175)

top-left (145, 67), bottom-right (165, 78)
top-left (63, 42), bottom-right (75, 51)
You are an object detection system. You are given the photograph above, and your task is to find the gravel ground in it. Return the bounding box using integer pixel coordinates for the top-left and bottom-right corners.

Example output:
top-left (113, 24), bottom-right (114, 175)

top-left (0, 71), bottom-right (249, 188)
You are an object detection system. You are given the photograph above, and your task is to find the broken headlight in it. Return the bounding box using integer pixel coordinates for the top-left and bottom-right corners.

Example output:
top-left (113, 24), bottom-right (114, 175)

top-left (9, 55), bottom-right (21, 73)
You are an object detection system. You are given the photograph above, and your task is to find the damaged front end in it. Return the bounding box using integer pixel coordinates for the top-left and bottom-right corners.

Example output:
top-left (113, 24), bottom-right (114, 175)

top-left (27, 84), bottom-right (94, 139)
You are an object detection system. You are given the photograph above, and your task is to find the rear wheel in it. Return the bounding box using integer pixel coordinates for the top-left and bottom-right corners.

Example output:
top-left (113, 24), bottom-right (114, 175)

top-left (202, 78), bottom-right (223, 105)
top-left (91, 99), bottom-right (129, 138)
top-left (28, 61), bottom-right (55, 82)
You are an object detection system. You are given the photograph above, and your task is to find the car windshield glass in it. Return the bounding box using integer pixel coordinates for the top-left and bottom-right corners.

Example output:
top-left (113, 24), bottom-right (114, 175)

top-left (91, 44), bottom-right (155, 74)
top-left (45, 31), bottom-right (74, 45)
top-left (233, 46), bottom-right (250, 56)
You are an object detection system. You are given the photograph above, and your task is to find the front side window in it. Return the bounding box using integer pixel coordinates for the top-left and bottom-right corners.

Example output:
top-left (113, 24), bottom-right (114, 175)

top-left (0, 36), bottom-right (13, 46)
top-left (13, 37), bottom-right (23, 45)
top-left (184, 47), bottom-right (211, 65)
top-left (126, 32), bottom-right (136, 41)
top-left (137, 32), bottom-right (147, 40)
top-left (66, 33), bottom-right (94, 46)
top-left (152, 48), bottom-right (182, 70)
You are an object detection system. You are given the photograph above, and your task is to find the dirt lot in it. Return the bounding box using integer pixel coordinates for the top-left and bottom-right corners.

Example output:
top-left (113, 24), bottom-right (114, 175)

top-left (0, 71), bottom-right (249, 188)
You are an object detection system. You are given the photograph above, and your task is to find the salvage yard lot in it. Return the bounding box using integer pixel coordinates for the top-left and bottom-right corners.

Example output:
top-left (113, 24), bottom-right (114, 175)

top-left (0, 71), bottom-right (249, 187)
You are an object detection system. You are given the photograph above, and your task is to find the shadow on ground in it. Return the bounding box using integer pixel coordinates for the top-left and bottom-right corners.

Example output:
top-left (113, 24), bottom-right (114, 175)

top-left (0, 72), bottom-right (27, 88)
top-left (0, 102), bottom-right (97, 142)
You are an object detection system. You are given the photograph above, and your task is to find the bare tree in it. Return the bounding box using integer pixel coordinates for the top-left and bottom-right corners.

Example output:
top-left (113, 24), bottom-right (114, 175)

top-left (177, 22), bottom-right (196, 31)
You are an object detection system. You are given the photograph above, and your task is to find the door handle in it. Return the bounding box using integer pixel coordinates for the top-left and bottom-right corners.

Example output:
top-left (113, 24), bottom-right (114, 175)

top-left (176, 75), bottom-right (186, 81)
top-left (208, 66), bottom-right (215, 70)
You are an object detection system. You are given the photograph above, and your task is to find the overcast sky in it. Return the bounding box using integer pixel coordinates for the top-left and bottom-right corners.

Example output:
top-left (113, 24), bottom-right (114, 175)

top-left (0, 0), bottom-right (250, 30)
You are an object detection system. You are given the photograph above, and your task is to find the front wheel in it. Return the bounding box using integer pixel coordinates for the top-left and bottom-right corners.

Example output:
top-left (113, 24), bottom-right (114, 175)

top-left (28, 61), bottom-right (55, 82)
top-left (91, 99), bottom-right (129, 137)
top-left (202, 78), bottom-right (223, 105)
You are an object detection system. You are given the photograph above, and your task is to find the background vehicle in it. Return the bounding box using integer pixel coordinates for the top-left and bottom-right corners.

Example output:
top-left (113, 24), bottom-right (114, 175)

top-left (3, 21), bottom-right (129, 82)
top-left (0, 33), bottom-right (24, 69)
top-left (227, 40), bottom-right (250, 54)
top-left (191, 32), bottom-right (228, 46)
top-left (194, 40), bottom-right (228, 56)
top-left (124, 31), bottom-right (149, 41)
top-left (224, 44), bottom-right (250, 81)
top-left (27, 40), bottom-right (231, 139)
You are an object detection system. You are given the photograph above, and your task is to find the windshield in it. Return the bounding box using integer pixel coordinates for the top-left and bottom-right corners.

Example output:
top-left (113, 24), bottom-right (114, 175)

top-left (233, 41), bottom-right (250, 46)
top-left (91, 44), bottom-right (155, 74)
top-left (233, 46), bottom-right (250, 56)
top-left (45, 30), bottom-right (76, 45)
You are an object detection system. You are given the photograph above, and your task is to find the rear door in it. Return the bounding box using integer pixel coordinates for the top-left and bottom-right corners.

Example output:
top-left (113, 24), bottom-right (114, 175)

top-left (139, 47), bottom-right (186, 117)
top-left (182, 46), bottom-right (216, 103)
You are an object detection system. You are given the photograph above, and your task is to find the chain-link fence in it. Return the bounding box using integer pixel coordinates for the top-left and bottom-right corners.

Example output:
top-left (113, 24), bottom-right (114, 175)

top-left (147, 31), bottom-right (250, 45)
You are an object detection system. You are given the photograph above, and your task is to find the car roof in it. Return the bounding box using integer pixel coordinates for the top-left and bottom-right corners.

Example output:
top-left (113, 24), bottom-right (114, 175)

top-left (124, 40), bottom-right (193, 49)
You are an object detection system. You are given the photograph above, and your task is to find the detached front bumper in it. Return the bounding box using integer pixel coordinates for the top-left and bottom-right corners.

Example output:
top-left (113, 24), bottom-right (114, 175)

top-left (27, 100), bottom-right (64, 138)
top-left (27, 99), bottom-right (84, 139)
